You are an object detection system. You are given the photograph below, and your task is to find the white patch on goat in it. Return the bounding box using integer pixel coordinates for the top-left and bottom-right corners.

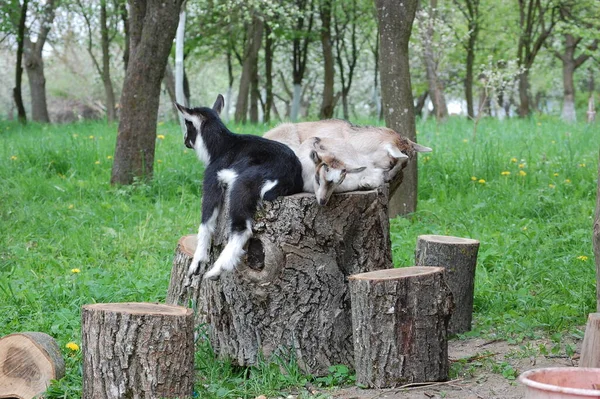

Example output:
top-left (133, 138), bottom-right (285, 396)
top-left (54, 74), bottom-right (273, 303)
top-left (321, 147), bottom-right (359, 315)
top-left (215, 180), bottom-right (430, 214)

top-left (187, 114), bottom-right (211, 164)
top-left (204, 220), bottom-right (253, 280)
top-left (325, 168), bottom-right (343, 183)
top-left (384, 143), bottom-right (409, 160)
top-left (260, 179), bottom-right (278, 199)
top-left (217, 169), bottom-right (238, 186)
top-left (188, 208), bottom-right (219, 277)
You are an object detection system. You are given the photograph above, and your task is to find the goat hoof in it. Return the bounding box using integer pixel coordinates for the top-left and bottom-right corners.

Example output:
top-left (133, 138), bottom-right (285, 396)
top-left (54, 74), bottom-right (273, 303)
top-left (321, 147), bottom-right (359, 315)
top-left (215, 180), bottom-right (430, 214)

top-left (203, 273), bottom-right (220, 281)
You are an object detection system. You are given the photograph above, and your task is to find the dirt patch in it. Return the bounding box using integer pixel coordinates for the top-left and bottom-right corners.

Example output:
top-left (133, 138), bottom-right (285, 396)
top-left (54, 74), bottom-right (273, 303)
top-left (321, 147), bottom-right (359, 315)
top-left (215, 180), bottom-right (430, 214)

top-left (325, 337), bottom-right (579, 399)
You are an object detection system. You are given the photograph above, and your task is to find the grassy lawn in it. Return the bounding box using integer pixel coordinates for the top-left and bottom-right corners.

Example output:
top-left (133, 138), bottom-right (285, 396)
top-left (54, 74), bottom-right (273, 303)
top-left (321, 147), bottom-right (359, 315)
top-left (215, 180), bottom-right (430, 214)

top-left (0, 116), bottom-right (597, 397)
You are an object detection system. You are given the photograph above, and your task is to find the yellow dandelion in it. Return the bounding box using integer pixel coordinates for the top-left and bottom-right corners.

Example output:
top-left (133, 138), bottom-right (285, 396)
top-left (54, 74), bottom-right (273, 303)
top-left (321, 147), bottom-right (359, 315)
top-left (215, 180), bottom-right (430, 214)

top-left (157, 134), bottom-right (165, 140)
top-left (551, 140), bottom-right (556, 144)
top-left (66, 342), bottom-right (80, 351)
top-left (536, 122), bottom-right (541, 126)
top-left (68, 204), bottom-right (74, 210)
top-left (565, 179), bottom-right (571, 183)
top-left (462, 139), bottom-right (469, 143)
top-left (10, 155), bottom-right (17, 161)
top-left (183, 149), bottom-right (189, 154)
top-left (423, 156), bottom-right (431, 163)
top-left (518, 163), bottom-right (526, 169)
top-left (577, 255), bottom-right (589, 261)
top-left (501, 171), bottom-right (511, 176)
top-left (511, 157), bottom-right (518, 163)
top-left (471, 176), bottom-right (477, 181)
top-left (553, 173), bottom-right (559, 177)
top-left (95, 161), bottom-right (101, 165)
top-left (478, 179), bottom-right (486, 184)
top-left (522, 226), bottom-right (528, 231)
top-left (157, 159), bottom-right (163, 163)
top-left (89, 135), bottom-right (94, 139)
top-left (71, 268), bottom-right (81, 273)
top-left (549, 184), bottom-right (555, 189)
top-left (519, 170), bottom-right (527, 177)
top-left (579, 163), bottom-right (586, 168)
top-left (107, 155), bottom-right (113, 160)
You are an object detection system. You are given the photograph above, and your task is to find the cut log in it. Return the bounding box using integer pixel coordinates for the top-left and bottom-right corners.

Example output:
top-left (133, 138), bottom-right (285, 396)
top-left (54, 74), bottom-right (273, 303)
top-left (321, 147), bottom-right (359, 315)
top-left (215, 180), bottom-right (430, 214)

top-left (81, 302), bottom-right (194, 399)
top-left (0, 332), bottom-right (65, 399)
top-left (348, 267), bottom-right (454, 388)
top-left (415, 234), bottom-right (480, 334)
top-left (167, 188), bottom-right (392, 375)
top-left (580, 313), bottom-right (600, 367)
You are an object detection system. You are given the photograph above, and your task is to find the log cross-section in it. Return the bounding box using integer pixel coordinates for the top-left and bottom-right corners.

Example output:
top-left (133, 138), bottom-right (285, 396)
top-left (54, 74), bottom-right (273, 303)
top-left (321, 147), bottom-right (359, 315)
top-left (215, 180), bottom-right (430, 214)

top-left (415, 234), bottom-right (480, 334)
top-left (349, 267), bottom-right (454, 388)
top-left (81, 302), bottom-right (194, 399)
top-left (0, 332), bottom-right (65, 399)
top-left (167, 188), bottom-right (392, 376)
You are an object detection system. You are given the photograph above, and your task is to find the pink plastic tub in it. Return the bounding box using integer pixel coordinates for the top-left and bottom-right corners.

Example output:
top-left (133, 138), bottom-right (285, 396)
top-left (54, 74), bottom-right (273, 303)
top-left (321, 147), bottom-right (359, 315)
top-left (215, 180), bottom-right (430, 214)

top-left (519, 368), bottom-right (600, 399)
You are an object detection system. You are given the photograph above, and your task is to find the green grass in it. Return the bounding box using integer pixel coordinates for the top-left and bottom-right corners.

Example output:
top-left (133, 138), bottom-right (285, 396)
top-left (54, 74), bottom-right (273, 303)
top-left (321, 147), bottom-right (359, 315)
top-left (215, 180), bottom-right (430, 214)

top-left (0, 116), bottom-right (597, 397)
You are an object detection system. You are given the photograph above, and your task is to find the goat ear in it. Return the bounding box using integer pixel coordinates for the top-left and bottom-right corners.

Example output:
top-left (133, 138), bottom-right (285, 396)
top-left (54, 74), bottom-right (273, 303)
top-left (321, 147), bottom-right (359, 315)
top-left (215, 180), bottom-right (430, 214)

top-left (347, 166), bottom-right (367, 174)
top-left (413, 143), bottom-right (432, 153)
top-left (310, 150), bottom-right (322, 166)
top-left (175, 103), bottom-right (204, 125)
top-left (212, 94), bottom-right (225, 115)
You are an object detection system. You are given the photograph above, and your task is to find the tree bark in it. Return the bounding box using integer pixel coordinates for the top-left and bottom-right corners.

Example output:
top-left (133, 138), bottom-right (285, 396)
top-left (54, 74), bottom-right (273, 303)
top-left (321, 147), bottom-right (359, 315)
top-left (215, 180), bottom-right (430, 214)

top-left (349, 267), bottom-right (453, 387)
top-left (415, 234), bottom-right (479, 334)
top-left (580, 313), bottom-right (600, 368)
top-left (465, 32), bottom-right (476, 119)
top-left (0, 332), bottom-right (65, 399)
top-left (375, 0), bottom-right (419, 217)
top-left (100, 1), bottom-right (116, 122)
top-left (235, 16), bottom-right (263, 124)
top-left (319, 0), bottom-right (335, 119)
top-left (422, 0), bottom-right (448, 122)
top-left (291, 0), bottom-right (315, 122)
top-left (167, 188), bottom-right (392, 376)
top-left (13, 0), bottom-right (28, 124)
top-left (264, 23), bottom-right (274, 123)
top-left (82, 303), bottom-right (194, 399)
top-left (111, 0), bottom-right (184, 185)
top-left (22, 0), bottom-right (56, 123)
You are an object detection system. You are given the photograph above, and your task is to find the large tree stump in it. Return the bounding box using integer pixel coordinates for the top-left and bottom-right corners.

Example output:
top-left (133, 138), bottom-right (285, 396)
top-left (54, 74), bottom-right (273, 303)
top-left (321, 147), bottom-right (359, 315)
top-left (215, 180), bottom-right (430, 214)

top-left (81, 303), bottom-right (194, 399)
top-left (167, 188), bottom-right (392, 375)
top-left (348, 267), bottom-right (454, 388)
top-left (580, 313), bottom-right (600, 367)
top-left (0, 332), bottom-right (65, 399)
top-left (415, 234), bottom-right (480, 334)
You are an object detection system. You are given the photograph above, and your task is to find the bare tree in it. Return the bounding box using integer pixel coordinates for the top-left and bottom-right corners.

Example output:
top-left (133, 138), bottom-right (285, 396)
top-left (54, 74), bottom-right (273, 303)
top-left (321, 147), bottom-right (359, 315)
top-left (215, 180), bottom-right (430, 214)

top-left (234, 14), bottom-right (263, 124)
top-left (291, 0), bottom-right (315, 121)
top-left (111, 0), bottom-right (185, 185)
top-left (453, 0), bottom-right (481, 119)
top-left (13, 0), bottom-right (28, 124)
top-left (515, 0), bottom-right (559, 117)
top-left (418, 0), bottom-right (449, 121)
top-left (76, 0), bottom-right (118, 122)
top-left (318, 0), bottom-right (335, 119)
top-left (23, 0), bottom-right (57, 123)
top-left (375, 0), bottom-right (419, 216)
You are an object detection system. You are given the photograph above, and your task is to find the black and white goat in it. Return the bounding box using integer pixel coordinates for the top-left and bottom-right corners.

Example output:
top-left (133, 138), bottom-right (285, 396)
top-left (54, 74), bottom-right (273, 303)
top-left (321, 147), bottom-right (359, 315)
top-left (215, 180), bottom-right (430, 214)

top-left (176, 95), bottom-right (304, 280)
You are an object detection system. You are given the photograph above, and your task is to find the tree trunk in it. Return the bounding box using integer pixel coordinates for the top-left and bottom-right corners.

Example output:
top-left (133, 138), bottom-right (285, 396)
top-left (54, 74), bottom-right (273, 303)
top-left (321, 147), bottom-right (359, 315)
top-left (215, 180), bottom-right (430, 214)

top-left (517, 70), bottom-right (531, 118)
top-left (319, 0), bottom-right (335, 119)
top-left (414, 90), bottom-right (428, 118)
top-left (465, 33), bottom-right (476, 119)
top-left (415, 234), bottom-right (479, 334)
top-left (100, 0), bottom-right (116, 122)
top-left (24, 39), bottom-right (51, 123)
top-left (250, 61), bottom-right (260, 123)
top-left (82, 303), bottom-right (194, 399)
top-left (375, 0), bottom-right (419, 217)
top-left (580, 313), bottom-right (600, 368)
top-left (13, 0), bottom-right (28, 124)
top-left (349, 267), bottom-right (453, 387)
top-left (235, 16), bottom-right (263, 124)
top-left (422, 0), bottom-right (448, 122)
top-left (111, 0), bottom-right (184, 185)
top-left (163, 63), bottom-right (179, 119)
top-left (0, 332), bottom-right (65, 399)
top-left (264, 23), bottom-right (273, 123)
top-left (119, 0), bottom-right (130, 72)
top-left (167, 188), bottom-right (392, 376)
